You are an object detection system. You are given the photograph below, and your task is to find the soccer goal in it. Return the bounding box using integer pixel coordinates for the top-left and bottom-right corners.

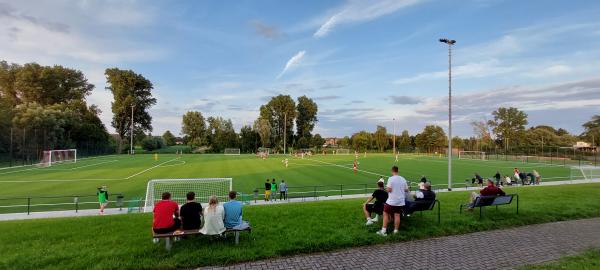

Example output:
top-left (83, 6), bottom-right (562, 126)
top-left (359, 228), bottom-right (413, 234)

top-left (458, 151), bottom-right (486, 160)
top-left (336, 149), bottom-right (350, 155)
top-left (224, 148), bottom-right (241, 155)
top-left (570, 166), bottom-right (600, 181)
top-left (258, 147), bottom-right (270, 155)
top-left (40, 149), bottom-right (77, 167)
top-left (144, 178), bottom-right (232, 212)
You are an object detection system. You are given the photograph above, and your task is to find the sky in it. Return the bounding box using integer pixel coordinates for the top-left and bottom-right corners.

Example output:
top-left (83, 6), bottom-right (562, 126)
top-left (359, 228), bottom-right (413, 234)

top-left (1, 0), bottom-right (600, 138)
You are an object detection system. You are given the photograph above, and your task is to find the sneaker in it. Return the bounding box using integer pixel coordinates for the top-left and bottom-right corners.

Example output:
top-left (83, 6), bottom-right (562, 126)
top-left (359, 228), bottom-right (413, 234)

top-left (152, 238), bottom-right (160, 244)
top-left (365, 219), bottom-right (374, 226)
top-left (393, 230), bottom-right (399, 234)
top-left (371, 216), bottom-right (378, 222)
top-left (376, 230), bottom-right (387, 236)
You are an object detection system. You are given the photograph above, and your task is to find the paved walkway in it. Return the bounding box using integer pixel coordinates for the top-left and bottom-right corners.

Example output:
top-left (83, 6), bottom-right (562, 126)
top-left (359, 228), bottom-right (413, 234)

top-left (204, 218), bottom-right (600, 270)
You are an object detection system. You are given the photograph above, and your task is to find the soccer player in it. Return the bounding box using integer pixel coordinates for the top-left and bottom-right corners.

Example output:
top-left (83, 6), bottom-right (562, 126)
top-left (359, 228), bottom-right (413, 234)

top-left (284, 158), bottom-right (289, 168)
top-left (355, 151), bottom-right (359, 160)
top-left (264, 179), bottom-right (271, 201)
top-left (97, 186), bottom-right (109, 214)
top-left (353, 160), bottom-right (358, 174)
top-left (395, 153), bottom-right (399, 162)
top-left (377, 166), bottom-right (409, 236)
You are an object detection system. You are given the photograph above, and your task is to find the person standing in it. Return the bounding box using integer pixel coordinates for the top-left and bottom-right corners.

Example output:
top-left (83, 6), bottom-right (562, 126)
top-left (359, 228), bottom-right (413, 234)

top-left (97, 186), bottom-right (109, 215)
top-left (353, 160), bottom-right (358, 174)
top-left (270, 179), bottom-right (277, 201)
top-left (264, 179), bottom-right (271, 201)
top-left (377, 166), bottom-right (408, 236)
top-left (279, 180), bottom-right (288, 200)
top-left (494, 171), bottom-right (502, 187)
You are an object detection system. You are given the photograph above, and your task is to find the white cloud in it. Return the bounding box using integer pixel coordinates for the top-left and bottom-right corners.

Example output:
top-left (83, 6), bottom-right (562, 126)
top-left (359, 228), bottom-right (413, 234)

top-left (525, 64), bottom-right (572, 78)
top-left (277, 50), bottom-right (306, 79)
top-left (314, 0), bottom-right (424, 38)
top-left (394, 60), bottom-right (515, 84)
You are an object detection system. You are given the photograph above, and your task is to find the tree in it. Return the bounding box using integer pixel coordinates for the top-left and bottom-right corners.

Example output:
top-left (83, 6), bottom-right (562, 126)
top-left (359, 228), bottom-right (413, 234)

top-left (253, 117), bottom-right (271, 148)
top-left (207, 117), bottom-right (238, 153)
top-left (582, 115), bottom-right (600, 146)
top-left (181, 111), bottom-right (206, 148)
top-left (373, 125), bottom-right (389, 152)
top-left (296, 96), bottom-right (318, 139)
top-left (162, 130), bottom-right (176, 146)
top-left (351, 131), bottom-right (372, 151)
top-left (240, 125), bottom-right (259, 153)
top-left (414, 125), bottom-right (447, 152)
top-left (487, 107), bottom-right (528, 150)
top-left (398, 130), bottom-right (411, 151)
top-left (311, 134), bottom-right (325, 151)
top-left (452, 136), bottom-right (463, 149)
top-left (259, 95), bottom-right (296, 151)
top-left (105, 68), bottom-right (156, 153)
top-left (141, 136), bottom-right (165, 151)
top-left (338, 136), bottom-right (351, 148)
top-left (470, 120), bottom-right (494, 150)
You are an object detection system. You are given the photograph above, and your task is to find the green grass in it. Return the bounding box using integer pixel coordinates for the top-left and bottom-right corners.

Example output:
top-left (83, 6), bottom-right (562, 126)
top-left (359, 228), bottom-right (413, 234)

top-left (0, 183), bottom-right (599, 270)
top-left (0, 153), bottom-right (581, 213)
top-left (520, 249), bottom-right (600, 270)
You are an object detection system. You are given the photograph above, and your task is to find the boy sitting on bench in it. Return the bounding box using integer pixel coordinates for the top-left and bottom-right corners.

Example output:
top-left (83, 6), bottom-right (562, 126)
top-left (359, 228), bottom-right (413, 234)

top-left (223, 191), bottom-right (250, 230)
top-left (466, 179), bottom-right (505, 210)
top-left (153, 192), bottom-right (181, 234)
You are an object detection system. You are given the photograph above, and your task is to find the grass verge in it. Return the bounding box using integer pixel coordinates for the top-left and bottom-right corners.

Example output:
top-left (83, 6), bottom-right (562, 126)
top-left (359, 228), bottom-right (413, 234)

top-left (520, 249), bottom-right (600, 270)
top-left (0, 183), bottom-right (599, 269)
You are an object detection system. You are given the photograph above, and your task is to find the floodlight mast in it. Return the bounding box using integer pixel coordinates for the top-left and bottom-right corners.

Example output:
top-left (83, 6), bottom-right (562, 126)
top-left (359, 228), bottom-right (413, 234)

top-left (130, 104), bottom-right (135, 155)
top-left (439, 38), bottom-right (455, 191)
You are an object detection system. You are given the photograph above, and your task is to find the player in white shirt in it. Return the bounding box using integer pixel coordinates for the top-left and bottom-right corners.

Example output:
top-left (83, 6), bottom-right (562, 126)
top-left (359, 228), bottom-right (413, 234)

top-left (377, 166), bottom-right (409, 236)
top-left (284, 158), bottom-right (288, 168)
top-left (395, 153), bottom-right (399, 162)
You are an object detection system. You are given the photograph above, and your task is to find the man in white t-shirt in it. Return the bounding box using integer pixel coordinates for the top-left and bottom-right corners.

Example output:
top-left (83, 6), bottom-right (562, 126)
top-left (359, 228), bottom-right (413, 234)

top-left (377, 165), bottom-right (409, 236)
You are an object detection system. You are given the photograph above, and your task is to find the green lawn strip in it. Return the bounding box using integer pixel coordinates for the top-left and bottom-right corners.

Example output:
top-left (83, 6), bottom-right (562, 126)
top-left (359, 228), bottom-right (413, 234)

top-left (520, 249), bottom-right (600, 270)
top-left (0, 183), bottom-right (599, 270)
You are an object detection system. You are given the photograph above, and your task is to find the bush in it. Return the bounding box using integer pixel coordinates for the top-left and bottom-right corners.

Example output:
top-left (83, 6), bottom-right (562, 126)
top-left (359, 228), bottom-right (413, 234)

top-left (141, 137), bottom-right (165, 151)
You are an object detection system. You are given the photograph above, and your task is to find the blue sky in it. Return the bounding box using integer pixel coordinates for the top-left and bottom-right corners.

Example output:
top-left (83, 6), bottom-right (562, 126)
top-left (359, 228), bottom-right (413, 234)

top-left (1, 0), bottom-right (600, 138)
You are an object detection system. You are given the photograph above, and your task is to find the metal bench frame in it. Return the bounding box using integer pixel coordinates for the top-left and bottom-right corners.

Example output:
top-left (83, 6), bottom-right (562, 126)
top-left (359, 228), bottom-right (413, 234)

top-left (152, 227), bottom-right (251, 251)
top-left (460, 194), bottom-right (519, 219)
top-left (405, 199), bottom-right (441, 224)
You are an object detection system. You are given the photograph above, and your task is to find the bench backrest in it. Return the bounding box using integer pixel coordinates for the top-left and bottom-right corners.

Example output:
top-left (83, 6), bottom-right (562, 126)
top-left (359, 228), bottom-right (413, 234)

top-left (411, 200), bottom-right (436, 211)
top-left (474, 194), bottom-right (514, 207)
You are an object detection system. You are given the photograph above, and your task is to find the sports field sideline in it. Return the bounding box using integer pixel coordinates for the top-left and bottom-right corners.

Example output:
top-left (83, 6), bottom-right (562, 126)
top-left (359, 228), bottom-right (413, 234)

top-left (0, 153), bottom-right (582, 213)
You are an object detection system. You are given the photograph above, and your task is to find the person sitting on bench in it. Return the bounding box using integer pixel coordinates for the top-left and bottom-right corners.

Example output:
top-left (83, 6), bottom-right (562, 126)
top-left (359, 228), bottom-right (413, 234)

top-left (223, 191), bottom-right (250, 230)
top-left (467, 179), bottom-right (506, 210)
top-left (363, 180), bottom-right (388, 225)
top-left (180, 192), bottom-right (202, 230)
top-left (404, 182), bottom-right (436, 215)
top-left (153, 192), bottom-right (181, 234)
top-left (199, 195), bottom-right (225, 235)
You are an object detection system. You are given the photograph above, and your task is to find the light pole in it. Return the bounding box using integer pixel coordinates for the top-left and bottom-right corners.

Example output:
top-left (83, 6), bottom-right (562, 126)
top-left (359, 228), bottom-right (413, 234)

top-left (283, 112), bottom-right (287, 155)
top-left (130, 104), bottom-right (135, 155)
top-left (439, 38), bottom-right (456, 191)
top-left (392, 118), bottom-right (396, 155)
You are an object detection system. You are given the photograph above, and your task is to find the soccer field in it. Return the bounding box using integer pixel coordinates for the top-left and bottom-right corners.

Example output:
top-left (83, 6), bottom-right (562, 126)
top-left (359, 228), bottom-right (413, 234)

top-left (0, 152), bottom-right (576, 213)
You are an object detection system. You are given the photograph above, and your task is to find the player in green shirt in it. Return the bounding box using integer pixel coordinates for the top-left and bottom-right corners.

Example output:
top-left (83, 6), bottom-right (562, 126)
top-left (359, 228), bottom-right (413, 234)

top-left (97, 186), bottom-right (109, 214)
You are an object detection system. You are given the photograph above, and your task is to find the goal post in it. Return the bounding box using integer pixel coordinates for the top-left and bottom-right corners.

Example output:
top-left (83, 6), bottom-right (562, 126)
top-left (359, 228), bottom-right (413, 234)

top-left (570, 166), bottom-right (600, 181)
top-left (458, 151), bottom-right (486, 160)
top-left (144, 178), bottom-right (232, 212)
top-left (335, 149), bottom-right (350, 155)
top-left (224, 148), bottom-right (241, 155)
top-left (40, 149), bottom-right (77, 167)
top-left (258, 147), bottom-right (270, 155)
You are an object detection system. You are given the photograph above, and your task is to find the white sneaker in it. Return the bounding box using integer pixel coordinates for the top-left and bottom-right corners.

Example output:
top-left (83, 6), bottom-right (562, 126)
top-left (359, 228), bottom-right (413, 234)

top-left (152, 238), bottom-right (160, 244)
top-left (365, 219), bottom-right (374, 226)
top-left (371, 216), bottom-right (378, 222)
top-left (393, 230), bottom-right (399, 234)
top-left (376, 230), bottom-right (387, 236)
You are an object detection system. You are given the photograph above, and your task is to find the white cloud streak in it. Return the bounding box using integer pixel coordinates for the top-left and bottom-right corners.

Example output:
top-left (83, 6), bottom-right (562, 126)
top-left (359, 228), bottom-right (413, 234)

top-left (277, 50), bottom-right (306, 79)
top-left (313, 0), bottom-right (424, 38)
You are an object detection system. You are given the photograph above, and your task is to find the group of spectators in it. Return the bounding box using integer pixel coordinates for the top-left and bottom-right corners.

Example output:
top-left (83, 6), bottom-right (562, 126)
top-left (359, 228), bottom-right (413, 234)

top-left (152, 191), bottom-right (249, 237)
top-left (362, 166), bottom-right (437, 236)
top-left (264, 179), bottom-right (288, 201)
top-left (471, 168), bottom-right (541, 187)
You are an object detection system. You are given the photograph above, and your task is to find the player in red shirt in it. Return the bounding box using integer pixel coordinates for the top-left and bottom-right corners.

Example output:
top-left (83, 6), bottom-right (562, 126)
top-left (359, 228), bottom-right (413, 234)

top-left (353, 160), bottom-right (358, 174)
top-left (153, 192), bottom-right (181, 234)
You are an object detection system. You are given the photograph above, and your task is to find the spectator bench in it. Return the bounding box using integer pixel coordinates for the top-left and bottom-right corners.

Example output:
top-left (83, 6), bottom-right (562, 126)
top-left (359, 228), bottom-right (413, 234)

top-left (460, 194), bottom-right (519, 219)
top-left (152, 227), bottom-right (252, 251)
top-left (404, 199), bottom-right (441, 224)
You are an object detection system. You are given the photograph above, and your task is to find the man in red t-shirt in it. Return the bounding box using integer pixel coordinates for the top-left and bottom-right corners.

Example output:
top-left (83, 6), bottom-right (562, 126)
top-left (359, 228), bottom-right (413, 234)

top-left (467, 179), bottom-right (506, 209)
top-left (153, 192), bottom-right (181, 234)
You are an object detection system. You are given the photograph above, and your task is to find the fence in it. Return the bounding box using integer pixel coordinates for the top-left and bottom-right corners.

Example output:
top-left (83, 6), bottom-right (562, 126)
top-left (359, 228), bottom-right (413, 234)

top-left (0, 193), bottom-right (129, 214)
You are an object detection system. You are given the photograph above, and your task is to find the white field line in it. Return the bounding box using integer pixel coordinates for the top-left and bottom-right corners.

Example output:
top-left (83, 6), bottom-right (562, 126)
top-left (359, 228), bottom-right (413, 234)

top-left (0, 155), bottom-right (119, 171)
top-left (304, 157), bottom-right (384, 176)
top-left (36, 160), bottom-right (119, 171)
top-left (0, 158), bottom-right (120, 176)
top-left (0, 157), bottom-right (181, 183)
top-left (154, 160), bottom-right (186, 168)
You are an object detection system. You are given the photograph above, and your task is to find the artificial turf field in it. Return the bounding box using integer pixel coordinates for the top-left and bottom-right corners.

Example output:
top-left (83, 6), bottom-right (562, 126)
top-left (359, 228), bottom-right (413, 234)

top-left (0, 153), bottom-right (577, 201)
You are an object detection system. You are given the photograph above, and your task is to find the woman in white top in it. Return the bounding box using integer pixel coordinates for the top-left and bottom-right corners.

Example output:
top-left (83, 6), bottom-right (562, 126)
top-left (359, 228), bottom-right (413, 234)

top-left (199, 195), bottom-right (225, 235)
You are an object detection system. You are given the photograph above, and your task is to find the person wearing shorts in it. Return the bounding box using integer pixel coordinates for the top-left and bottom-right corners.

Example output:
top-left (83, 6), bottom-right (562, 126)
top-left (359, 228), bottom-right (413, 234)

top-left (264, 179), bottom-right (271, 201)
top-left (363, 180), bottom-right (388, 225)
top-left (97, 186), bottom-right (109, 214)
top-left (378, 166), bottom-right (408, 236)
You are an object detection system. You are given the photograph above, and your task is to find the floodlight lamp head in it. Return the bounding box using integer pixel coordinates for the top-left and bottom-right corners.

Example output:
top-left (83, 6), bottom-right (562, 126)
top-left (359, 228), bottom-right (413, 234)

top-left (439, 38), bottom-right (456, 45)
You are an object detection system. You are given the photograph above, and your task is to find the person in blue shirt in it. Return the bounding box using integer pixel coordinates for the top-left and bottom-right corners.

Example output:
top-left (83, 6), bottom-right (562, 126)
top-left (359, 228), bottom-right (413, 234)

top-left (223, 191), bottom-right (250, 230)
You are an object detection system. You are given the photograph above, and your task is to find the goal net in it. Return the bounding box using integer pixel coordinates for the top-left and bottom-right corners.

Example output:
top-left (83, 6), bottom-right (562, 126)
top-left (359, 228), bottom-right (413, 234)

top-left (299, 148), bottom-right (315, 154)
top-left (335, 149), bottom-right (350, 155)
top-left (40, 149), bottom-right (77, 167)
top-left (144, 178), bottom-right (232, 212)
top-left (570, 166), bottom-right (600, 181)
top-left (458, 151), bottom-right (486, 160)
top-left (224, 148), bottom-right (241, 155)
top-left (258, 147), bottom-right (271, 155)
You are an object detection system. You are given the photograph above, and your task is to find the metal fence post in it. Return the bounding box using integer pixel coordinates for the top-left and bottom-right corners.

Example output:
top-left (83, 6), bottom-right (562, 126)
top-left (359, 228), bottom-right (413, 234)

top-left (314, 186), bottom-right (317, 200)
top-left (74, 197), bottom-right (79, 213)
top-left (340, 184), bottom-right (343, 197)
top-left (27, 197), bottom-right (31, 215)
